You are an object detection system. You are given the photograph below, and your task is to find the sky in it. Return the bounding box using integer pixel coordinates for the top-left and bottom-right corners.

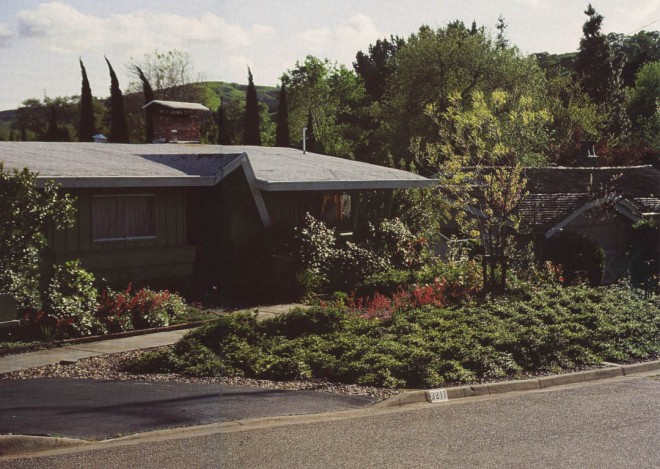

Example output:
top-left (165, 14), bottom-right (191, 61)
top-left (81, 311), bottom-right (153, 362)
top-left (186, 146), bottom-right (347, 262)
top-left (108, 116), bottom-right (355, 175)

top-left (0, 0), bottom-right (658, 111)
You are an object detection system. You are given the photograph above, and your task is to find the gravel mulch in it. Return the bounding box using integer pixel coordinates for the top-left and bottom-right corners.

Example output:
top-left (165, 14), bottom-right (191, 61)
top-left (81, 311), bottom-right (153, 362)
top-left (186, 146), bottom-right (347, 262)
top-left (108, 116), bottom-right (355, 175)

top-left (0, 347), bottom-right (401, 400)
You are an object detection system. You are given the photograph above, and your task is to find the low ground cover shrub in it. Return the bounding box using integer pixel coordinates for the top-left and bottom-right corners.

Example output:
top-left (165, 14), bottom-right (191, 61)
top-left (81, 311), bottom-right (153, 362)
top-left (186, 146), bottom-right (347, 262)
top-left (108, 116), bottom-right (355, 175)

top-left (128, 283), bottom-right (660, 388)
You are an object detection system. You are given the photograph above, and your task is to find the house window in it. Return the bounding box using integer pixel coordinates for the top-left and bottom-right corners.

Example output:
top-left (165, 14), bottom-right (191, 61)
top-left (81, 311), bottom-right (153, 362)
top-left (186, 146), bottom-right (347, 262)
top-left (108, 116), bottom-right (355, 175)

top-left (321, 193), bottom-right (352, 229)
top-left (93, 195), bottom-right (156, 241)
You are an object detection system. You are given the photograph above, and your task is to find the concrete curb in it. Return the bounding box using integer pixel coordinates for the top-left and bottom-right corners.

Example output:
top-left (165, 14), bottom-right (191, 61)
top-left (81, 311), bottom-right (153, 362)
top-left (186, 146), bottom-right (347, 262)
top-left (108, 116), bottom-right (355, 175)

top-left (374, 360), bottom-right (660, 408)
top-left (0, 435), bottom-right (88, 457)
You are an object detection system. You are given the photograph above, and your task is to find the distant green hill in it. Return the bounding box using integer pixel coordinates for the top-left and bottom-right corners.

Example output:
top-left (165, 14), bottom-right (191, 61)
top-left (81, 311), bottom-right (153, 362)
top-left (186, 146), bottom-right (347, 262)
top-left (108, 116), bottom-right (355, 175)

top-left (534, 52), bottom-right (578, 75)
top-left (197, 81), bottom-right (279, 113)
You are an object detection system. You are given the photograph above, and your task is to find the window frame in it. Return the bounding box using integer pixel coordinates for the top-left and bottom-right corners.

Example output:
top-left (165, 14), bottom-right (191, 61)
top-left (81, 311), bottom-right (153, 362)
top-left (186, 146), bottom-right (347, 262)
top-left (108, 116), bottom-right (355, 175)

top-left (92, 193), bottom-right (158, 242)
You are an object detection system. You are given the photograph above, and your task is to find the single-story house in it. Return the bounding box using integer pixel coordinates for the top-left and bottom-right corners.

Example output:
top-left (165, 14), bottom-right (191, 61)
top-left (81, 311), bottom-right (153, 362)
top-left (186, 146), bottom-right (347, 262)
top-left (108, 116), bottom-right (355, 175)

top-left (0, 141), bottom-right (434, 297)
top-left (520, 165), bottom-right (659, 283)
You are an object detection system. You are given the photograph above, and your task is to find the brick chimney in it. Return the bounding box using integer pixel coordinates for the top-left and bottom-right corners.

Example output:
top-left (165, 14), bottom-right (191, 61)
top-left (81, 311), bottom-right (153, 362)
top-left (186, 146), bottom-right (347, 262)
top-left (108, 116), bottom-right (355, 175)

top-left (143, 100), bottom-right (210, 143)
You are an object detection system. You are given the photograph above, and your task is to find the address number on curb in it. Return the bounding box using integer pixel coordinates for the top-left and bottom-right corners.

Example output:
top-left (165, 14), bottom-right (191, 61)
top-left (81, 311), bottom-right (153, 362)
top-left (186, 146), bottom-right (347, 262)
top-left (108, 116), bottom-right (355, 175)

top-left (426, 388), bottom-right (449, 403)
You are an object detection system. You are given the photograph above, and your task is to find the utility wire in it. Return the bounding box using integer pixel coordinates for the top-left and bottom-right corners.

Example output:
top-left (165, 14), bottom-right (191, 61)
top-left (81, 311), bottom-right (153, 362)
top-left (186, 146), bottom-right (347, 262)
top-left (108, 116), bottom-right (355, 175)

top-left (626, 18), bottom-right (659, 34)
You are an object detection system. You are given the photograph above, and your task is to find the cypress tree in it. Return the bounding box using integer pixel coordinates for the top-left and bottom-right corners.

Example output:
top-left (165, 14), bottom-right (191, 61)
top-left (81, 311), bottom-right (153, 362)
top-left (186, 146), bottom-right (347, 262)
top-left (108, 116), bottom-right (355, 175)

top-left (244, 68), bottom-right (261, 145)
top-left (105, 57), bottom-right (130, 143)
top-left (217, 105), bottom-right (227, 144)
top-left (136, 66), bottom-right (155, 143)
top-left (574, 4), bottom-right (613, 104)
top-left (78, 59), bottom-right (95, 142)
top-left (305, 109), bottom-right (317, 153)
top-left (48, 106), bottom-right (59, 142)
top-left (275, 84), bottom-right (290, 147)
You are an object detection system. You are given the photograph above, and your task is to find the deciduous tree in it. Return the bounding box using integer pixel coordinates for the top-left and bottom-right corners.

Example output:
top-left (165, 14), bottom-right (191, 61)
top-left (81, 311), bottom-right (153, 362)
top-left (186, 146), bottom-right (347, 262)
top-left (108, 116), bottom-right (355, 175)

top-left (424, 90), bottom-right (551, 292)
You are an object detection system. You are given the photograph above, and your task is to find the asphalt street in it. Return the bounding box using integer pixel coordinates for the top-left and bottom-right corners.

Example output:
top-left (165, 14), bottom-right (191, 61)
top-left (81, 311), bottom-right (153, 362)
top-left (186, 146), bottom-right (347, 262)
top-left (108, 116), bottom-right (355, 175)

top-left (2, 374), bottom-right (658, 468)
top-left (0, 378), bottom-right (376, 439)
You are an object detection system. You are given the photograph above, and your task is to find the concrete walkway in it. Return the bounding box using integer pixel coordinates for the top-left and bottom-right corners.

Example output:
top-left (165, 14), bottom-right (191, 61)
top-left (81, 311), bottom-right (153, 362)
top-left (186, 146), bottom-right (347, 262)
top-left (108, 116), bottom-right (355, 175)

top-left (0, 303), bottom-right (304, 375)
top-left (0, 330), bottom-right (188, 374)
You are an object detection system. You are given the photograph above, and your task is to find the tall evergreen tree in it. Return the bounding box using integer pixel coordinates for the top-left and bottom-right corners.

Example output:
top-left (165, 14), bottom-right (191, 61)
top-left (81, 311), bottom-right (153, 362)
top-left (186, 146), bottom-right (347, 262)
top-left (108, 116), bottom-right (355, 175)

top-left (305, 109), bottom-right (317, 153)
top-left (574, 4), bottom-right (613, 104)
top-left (216, 105), bottom-right (227, 144)
top-left (105, 57), bottom-right (130, 143)
top-left (495, 16), bottom-right (508, 50)
top-left (78, 59), bottom-right (95, 142)
top-left (275, 84), bottom-right (290, 147)
top-left (48, 106), bottom-right (59, 142)
top-left (244, 68), bottom-right (261, 145)
top-left (136, 66), bottom-right (155, 143)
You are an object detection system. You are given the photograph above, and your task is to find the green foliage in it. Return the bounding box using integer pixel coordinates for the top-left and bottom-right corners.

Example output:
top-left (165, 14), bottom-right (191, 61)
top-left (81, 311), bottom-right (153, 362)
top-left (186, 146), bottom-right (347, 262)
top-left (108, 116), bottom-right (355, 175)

top-left (543, 232), bottom-right (605, 286)
top-left (105, 57), bottom-right (129, 143)
top-left (354, 35), bottom-right (405, 101)
top-left (607, 30), bottom-right (660, 88)
top-left (275, 84), bottom-right (290, 147)
top-left (380, 22), bottom-right (547, 167)
top-left (629, 220), bottom-right (659, 290)
top-left (425, 89), bottom-right (550, 292)
top-left (78, 59), bottom-right (96, 142)
top-left (544, 74), bottom-right (604, 165)
top-left (40, 260), bottom-right (104, 338)
top-left (358, 258), bottom-right (482, 299)
top-left (244, 68), bottom-right (261, 145)
top-left (574, 4), bottom-right (613, 105)
top-left (130, 284), bottom-right (660, 387)
top-left (97, 284), bottom-right (190, 333)
top-left (628, 61), bottom-right (660, 148)
top-left (295, 213), bottom-right (427, 294)
top-left (0, 165), bottom-right (75, 310)
top-left (136, 66), bottom-right (155, 143)
top-left (281, 56), bottom-right (367, 158)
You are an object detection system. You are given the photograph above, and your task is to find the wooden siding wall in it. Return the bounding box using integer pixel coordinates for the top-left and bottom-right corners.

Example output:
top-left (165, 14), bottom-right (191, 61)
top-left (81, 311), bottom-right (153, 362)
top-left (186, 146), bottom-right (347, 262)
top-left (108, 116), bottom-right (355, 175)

top-left (222, 170), bottom-right (263, 246)
top-left (50, 188), bottom-right (196, 286)
top-left (562, 213), bottom-right (630, 284)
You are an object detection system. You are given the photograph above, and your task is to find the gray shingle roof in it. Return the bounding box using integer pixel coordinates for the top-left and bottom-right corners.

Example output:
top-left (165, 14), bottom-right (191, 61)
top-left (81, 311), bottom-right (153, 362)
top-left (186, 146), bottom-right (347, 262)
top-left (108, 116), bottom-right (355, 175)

top-left (519, 166), bottom-right (660, 232)
top-left (227, 145), bottom-right (435, 191)
top-left (0, 142), bottom-right (435, 190)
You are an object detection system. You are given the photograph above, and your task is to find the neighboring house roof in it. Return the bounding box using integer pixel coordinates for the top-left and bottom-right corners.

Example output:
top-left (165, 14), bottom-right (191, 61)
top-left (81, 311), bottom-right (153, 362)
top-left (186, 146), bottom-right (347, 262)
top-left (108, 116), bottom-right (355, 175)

top-left (518, 166), bottom-right (660, 236)
top-left (143, 100), bottom-right (211, 112)
top-left (0, 142), bottom-right (435, 191)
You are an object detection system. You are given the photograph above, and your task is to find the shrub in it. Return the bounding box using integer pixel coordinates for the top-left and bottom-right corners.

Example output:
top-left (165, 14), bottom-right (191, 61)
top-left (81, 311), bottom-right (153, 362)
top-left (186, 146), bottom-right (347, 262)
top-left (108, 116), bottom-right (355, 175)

top-left (22, 260), bottom-right (104, 339)
top-left (295, 213), bottom-right (428, 296)
top-left (96, 284), bottom-right (189, 332)
top-left (0, 165), bottom-right (75, 312)
top-left (127, 284), bottom-right (660, 388)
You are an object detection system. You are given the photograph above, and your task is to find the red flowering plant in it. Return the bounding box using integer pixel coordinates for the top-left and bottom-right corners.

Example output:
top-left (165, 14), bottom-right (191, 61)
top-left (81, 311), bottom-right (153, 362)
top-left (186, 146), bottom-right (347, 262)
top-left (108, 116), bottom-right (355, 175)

top-left (97, 283), bottom-right (189, 332)
top-left (348, 279), bottom-right (452, 320)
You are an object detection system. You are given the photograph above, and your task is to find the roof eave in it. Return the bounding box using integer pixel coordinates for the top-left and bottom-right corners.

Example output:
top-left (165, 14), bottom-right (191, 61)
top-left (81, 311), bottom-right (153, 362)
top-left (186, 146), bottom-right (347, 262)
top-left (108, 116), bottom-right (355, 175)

top-left (35, 176), bottom-right (218, 189)
top-left (254, 179), bottom-right (437, 192)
